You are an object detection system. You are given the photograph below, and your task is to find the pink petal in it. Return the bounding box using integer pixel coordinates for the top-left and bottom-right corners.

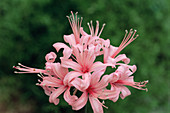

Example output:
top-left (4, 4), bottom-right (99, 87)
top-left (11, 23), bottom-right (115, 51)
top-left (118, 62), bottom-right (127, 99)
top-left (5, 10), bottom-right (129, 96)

top-left (41, 86), bottom-right (55, 96)
top-left (129, 65), bottom-right (137, 73)
top-left (103, 45), bottom-right (117, 63)
top-left (80, 27), bottom-right (89, 36)
top-left (109, 85), bottom-right (121, 102)
top-left (64, 34), bottom-right (76, 46)
top-left (93, 75), bottom-right (111, 89)
top-left (85, 45), bottom-right (96, 67)
top-left (45, 52), bottom-right (57, 63)
top-left (63, 71), bottom-right (82, 86)
top-left (110, 94), bottom-right (119, 102)
top-left (53, 43), bottom-right (72, 59)
top-left (102, 39), bottom-right (110, 48)
top-left (110, 72), bottom-right (119, 83)
top-left (71, 73), bottom-right (91, 91)
top-left (120, 86), bottom-right (131, 99)
top-left (98, 89), bottom-right (120, 100)
top-left (49, 86), bottom-right (67, 105)
top-left (89, 95), bottom-right (103, 113)
top-left (114, 54), bottom-right (130, 64)
top-left (89, 61), bottom-right (107, 73)
top-left (40, 77), bottom-right (63, 87)
top-left (106, 56), bottom-right (117, 67)
top-left (80, 35), bottom-right (90, 46)
top-left (53, 63), bottom-right (68, 80)
top-left (64, 87), bottom-right (78, 105)
top-left (72, 91), bottom-right (88, 110)
top-left (90, 70), bottom-right (105, 85)
top-left (61, 58), bottom-right (82, 72)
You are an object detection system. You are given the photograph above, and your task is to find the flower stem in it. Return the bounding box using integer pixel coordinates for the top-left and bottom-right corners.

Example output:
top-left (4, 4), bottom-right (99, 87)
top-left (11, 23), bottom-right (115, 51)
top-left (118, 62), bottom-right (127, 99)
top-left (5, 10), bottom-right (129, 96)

top-left (85, 104), bottom-right (87, 113)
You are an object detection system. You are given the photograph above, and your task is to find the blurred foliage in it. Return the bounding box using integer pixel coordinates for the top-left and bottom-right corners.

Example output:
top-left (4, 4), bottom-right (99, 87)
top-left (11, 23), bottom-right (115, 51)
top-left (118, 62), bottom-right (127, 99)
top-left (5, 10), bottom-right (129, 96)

top-left (0, 0), bottom-right (169, 113)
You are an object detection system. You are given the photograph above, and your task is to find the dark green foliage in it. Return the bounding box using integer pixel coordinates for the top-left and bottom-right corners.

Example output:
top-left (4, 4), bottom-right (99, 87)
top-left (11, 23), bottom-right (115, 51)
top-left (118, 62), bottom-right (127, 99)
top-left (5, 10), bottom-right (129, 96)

top-left (0, 0), bottom-right (169, 113)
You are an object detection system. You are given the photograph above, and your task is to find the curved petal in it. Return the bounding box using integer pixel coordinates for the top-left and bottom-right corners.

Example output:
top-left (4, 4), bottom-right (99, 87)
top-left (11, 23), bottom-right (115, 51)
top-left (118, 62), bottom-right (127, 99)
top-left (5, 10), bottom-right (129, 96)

top-left (109, 85), bottom-right (121, 102)
top-left (41, 86), bottom-right (55, 96)
top-left (71, 73), bottom-right (91, 91)
top-left (89, 95), bottom-right (103, 113)
top-left (72, 91), bottom-right (88, 110)
top-left (90, 70), bottom-right (105, 86)
top-left (102, 39), bottom-right (110, 48)
top-left (103, 45), bottom-right (117, 63)
top-left (114, 54), bottom-right (130, 64)
top-left (45, 52), bottom-right (57, 63)
top-left (85, 45), bottom-right (96, 67)
top-left (89, 61), bottom-right (107, 73)
top-left (64, 34), bottom-right (76, 46)
top-left (129, 65), bottom-right (137, 73)
top-left (61, 58), bottom-right (82, 72)
top-left (63, 71), bottom-right (82, 86)
top-left (97, 89), bottom-right (120, 100)
top-left (53, 43), bottom-right (72, 59)
top-left (80, 35), bottom-right (90, 46)
top-left (53, 63), bottom-right (68, 80)
top-left (93, 75), bottom-right (111, 89)
top-left (80, 27), bottom-right (89, 36)
top-left (110, 72), bottom-right (119, 83)
top-left (49, 86), bottom-right (67, 105)
top-left (40, 77), bottom-right (63, 87)
top-left (120, 86), bottom-right (131, 99)
top-left (64, 87), bottom-right (78, 105)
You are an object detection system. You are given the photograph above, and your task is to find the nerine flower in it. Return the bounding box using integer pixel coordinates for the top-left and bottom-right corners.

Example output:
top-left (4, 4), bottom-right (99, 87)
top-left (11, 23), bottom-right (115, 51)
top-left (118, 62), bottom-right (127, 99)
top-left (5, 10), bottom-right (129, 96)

top-left (14, 11), bottom-right (148, 113)
top-left (109, 64), bottom-right (148, 102)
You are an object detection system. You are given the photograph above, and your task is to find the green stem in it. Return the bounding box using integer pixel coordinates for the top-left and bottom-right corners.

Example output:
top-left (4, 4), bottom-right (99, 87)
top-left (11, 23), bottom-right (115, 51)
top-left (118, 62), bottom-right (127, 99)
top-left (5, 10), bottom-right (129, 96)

top-left (85, 104), bottom-right (87, 113)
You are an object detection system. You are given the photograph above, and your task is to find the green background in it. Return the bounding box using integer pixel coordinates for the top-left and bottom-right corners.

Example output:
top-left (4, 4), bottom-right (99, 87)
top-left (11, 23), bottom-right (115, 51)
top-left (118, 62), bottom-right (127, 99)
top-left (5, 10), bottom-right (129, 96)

top-left (0, 0), bottom-right (169, 113)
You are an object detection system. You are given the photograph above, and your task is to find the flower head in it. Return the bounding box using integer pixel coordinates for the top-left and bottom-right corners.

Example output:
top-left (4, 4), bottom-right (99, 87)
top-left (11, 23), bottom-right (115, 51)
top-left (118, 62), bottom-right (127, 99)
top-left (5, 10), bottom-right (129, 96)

top-left (14, 11), bottom-right (148, 113)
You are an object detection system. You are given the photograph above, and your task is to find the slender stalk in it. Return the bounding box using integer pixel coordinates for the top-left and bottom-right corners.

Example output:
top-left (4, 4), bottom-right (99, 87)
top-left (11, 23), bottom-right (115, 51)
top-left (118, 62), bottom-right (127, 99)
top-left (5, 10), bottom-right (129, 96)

top-left (85, 104), bottom-right (87, 113)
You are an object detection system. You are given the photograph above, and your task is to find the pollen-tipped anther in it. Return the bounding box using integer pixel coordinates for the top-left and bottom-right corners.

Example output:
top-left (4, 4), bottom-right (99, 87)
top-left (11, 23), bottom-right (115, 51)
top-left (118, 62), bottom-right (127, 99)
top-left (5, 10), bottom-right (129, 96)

top-left (98, 23), bottom-right (106, 37)
top-left (111, 29), bottom-right (138, 58)
top-left (67, 11), bottom-right (82, 43)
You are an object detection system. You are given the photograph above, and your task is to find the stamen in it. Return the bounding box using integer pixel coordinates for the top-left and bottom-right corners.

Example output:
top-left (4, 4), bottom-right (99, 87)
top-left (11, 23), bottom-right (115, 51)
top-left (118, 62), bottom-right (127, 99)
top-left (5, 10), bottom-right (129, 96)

top-left (73, 88), bottom-right (78, 95)
top-left (14, 71), bottom-right (18, 73)
top-left (36, 83), bottom-right (40, 85)
top-left (37, 74), bottom-right (42, 78)
top-left (98, 23), bottom-right (106, 37)
top-left (66, 11), bottom-right (82, 43)
top-left (94, 20), bottom-right (99, 36)
top-left (80, 17), bottom-right (83, 29)
top-left (87, 22), bottom-right (92, 35)
top-left (111, 29), bottom-right (138, 58)
top-left (90, 20), bottom-right (94, 36)
top-left (13, 63), bottom-right (45, 74)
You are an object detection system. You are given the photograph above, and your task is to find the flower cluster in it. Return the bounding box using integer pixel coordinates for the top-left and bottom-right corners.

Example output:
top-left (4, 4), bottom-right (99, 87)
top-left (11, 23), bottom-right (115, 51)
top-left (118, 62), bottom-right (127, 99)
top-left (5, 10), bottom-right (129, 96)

top-left (14, 12), bottom-right (148, 113)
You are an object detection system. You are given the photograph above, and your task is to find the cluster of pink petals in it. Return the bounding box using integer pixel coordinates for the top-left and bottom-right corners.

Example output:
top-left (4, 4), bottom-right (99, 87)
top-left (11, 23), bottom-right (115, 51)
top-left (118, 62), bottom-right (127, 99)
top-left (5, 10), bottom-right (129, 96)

top-left (14, 12), bottom-right (148, 113)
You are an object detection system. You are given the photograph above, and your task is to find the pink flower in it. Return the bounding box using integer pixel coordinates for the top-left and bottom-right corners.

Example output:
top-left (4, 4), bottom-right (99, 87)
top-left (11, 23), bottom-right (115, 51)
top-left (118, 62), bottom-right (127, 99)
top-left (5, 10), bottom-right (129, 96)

top-left (103, 29), bottom-right (138, 67)
top-left (37, 63), bottom-right (78, 105)
top-left (14, 52), bottom-right (75, 105)
top-left (109, 64), bottom-right (148, 102)
top-left (14, 11), bottom-right (148, 113)
top-left (64, 70), bottom-right (118, 113)
top-left (13, 52), bottom-right (57, 74)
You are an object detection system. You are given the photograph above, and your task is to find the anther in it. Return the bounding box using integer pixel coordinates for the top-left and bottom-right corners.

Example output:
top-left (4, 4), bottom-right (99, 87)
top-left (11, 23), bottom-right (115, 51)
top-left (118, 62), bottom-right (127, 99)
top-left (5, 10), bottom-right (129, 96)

top-left (102, 100), bottom-right (105, 104)
top-left (14, 71), bottom-right (18, 73)
top-left (37, 74), bottom-right (42, 78)
top-left (98, 23), bottom-right (106, 37)
top-left (36, 83), bottom-right (40, 85)
top-left (18, 63), bottom-right (22, 65)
